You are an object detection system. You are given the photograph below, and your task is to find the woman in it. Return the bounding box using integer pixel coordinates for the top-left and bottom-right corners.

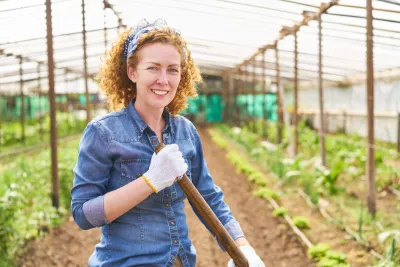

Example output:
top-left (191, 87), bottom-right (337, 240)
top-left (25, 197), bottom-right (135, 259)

top-left (71, 19), bottom-right (264, 267)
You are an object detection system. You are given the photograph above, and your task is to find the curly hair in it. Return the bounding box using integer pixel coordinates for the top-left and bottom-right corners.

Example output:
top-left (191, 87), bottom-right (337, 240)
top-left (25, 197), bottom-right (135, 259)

top-left (98, 27), bottom-right (202, 115)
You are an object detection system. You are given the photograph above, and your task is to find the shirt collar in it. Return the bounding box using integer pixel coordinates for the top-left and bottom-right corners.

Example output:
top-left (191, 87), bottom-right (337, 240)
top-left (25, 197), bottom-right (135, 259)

top-left (127, 98), bottom-right (174, 135)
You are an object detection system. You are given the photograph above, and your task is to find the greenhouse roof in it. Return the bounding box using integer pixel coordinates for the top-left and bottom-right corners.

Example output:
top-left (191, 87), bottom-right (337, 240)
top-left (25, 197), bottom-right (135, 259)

top-left (0, 0), bottom-right (399, 94)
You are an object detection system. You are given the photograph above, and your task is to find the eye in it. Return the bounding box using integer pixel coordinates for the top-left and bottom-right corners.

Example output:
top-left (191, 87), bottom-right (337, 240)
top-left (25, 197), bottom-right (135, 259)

top-left (147, 67), bottom-right (158, 71)
top-left (168, 68), bottom-right (179, 73)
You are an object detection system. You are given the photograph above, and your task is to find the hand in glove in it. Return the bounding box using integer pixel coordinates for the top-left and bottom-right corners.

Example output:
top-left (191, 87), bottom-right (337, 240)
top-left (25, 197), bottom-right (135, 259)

top-left (143, 144), bottom-right (187, 193)
top-left (227, 246), bottom-right (265, 267)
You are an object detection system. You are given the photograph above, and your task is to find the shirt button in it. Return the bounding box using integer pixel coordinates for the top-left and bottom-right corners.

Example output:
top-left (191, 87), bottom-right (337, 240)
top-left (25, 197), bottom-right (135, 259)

top-left (171, 256), bottom-right (175, 260)
top-left (151, 137), bottom-right (157, 143)
top-left (173, 240), bottom-right (178, 244)
top-left (170, 221), bottom-right (175, 225)
top-left (164, 204), bottom-right (169, 207)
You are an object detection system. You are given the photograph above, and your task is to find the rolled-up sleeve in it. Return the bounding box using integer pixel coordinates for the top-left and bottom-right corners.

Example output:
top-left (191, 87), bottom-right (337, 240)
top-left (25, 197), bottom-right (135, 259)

top-left (71, 122), bottom-right (112, 230)
top-left (189, 127), bottom-right (245, 250)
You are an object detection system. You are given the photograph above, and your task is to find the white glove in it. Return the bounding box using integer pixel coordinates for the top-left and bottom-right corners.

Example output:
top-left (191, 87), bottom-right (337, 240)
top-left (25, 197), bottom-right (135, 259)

top-left (143, 144), bottom-right (187, 193)
top-left (227, 246), bottom-right (265, 267)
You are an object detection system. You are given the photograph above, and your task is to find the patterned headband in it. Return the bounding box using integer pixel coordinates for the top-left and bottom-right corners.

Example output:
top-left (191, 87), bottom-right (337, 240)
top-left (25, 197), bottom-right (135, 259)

top-left (122, 19), bottom-right (182, 60)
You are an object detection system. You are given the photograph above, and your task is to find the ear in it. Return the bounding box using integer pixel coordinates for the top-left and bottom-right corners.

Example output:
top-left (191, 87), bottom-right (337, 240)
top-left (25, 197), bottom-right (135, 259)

top-left (127, 64), bottom-right (137, 83)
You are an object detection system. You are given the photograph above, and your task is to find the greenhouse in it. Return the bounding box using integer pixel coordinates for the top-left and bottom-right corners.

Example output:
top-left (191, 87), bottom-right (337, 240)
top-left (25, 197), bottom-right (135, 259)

top-left (1, 0), bottom-right (400, 266)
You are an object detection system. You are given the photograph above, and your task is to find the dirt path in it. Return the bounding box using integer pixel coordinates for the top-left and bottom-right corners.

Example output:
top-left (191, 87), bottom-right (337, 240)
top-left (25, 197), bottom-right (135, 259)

top-left (17, 127), bottom-right (312, 267)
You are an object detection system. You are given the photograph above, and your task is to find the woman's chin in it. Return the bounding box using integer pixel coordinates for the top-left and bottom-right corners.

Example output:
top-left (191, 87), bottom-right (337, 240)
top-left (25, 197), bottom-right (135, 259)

top-left (150, 99), bottom-right (171, 109)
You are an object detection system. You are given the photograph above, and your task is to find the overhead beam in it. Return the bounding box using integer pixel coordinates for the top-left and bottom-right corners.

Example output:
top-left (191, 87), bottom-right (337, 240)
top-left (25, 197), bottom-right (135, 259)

top-left (225, 0), bottom-right (339, 75)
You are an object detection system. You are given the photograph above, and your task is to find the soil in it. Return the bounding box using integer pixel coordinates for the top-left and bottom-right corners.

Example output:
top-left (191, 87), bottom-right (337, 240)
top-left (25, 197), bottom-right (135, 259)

top-left (221, 130), bottom-right (379, 267)
top-left (17, 127), bottom-right (313, 267)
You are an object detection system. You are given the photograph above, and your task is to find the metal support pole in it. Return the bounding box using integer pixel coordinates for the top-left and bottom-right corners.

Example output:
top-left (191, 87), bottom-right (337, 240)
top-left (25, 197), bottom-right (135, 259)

top-left (366, 0), bottom-right (376, 216)
top-left (18, 56), bottom-right (25, 144)
top-left (245, 65), bottom-right (249, 123)
top-left (37, 63), bottom-right (44, 142)
top-left (82, 0), bottom-right (91, 125)
top-left (103, 0), bottom-right (108, 54)
top-left (293, 32), bottom-right (299, 156)
top-left (262, 52), bottom-right (267, 139)
top-left (228, 75), bottom-right (234, 126)
top-left (235, 73), bottom-right (240, 126)
top-left (223, 76), bottom-right (229, 123)
top-left (203, 92), bottom-right (208, 125)
top-left (239, 69), bottom-right (243, 127)
top-left (232, 73), bottom-right (237, 125)
top-left (397, 113), bottom-right (400, 153)
top-left (343, 111), bottom-right (347, 134)
top-left (64, 70), bottom-right (71, 133)
top-left (0, 91), bottom-right (2, 148)
top-left (276, 46), bottom-right (283, 144)
top-left (46, 0), bottom-right (59, 209)
top-left (252, 59), bottom-right (256, 133)
top-left (118, 18), bottom-right (123, 33)
top-left (318, 15), bottom-right (326, 167)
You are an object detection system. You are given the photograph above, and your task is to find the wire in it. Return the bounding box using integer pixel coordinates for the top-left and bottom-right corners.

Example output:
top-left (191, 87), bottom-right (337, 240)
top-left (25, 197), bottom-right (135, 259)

top-left (326, 12), bottom-right (400, 24)
top-left (375, 0), bottom-right (400, 6)
top-left (0, 0), bottom-right (71, 13)
top-left (321, 18), bottom-right (400, 34)
top-left (307, 24), bottom-right (400, 41)
top-left (123, 0), bottom-right (288, 26)
top-left (0, 27), bottom-right (119, 46)
top-left (271, 0), bottom-right (319, 8)
top-left (162, 0), bottom-right (299, 21)
top-left (216, 0), bottom-right (301, 15)
top-left (298, 29), bottom-right (400, 48)
top-left (337, 3), bottom-right (400, 14)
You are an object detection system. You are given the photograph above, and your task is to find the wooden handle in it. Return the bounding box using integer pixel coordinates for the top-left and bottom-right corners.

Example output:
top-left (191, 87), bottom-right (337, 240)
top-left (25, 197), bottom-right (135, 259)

top-left (155, 143), bottom-right (249, 267)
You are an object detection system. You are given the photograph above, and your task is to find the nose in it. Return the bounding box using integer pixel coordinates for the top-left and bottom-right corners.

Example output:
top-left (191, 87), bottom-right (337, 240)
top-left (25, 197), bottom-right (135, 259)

top-left (157, 70), bottom-right (169, 85)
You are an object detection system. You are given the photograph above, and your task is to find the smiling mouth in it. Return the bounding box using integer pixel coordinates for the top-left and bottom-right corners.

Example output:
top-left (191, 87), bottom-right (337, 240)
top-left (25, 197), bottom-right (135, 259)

top-left (151, 89), bottom-right (169, 96)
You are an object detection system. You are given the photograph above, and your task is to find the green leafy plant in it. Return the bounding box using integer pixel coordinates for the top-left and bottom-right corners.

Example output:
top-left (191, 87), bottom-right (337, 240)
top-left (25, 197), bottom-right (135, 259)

top-left (209, 129), bottom-right (228, 149)
top-left (358, 206), bottom-right (364, 240)
top-left (293, 216), bottom-right (311, 229)
top-left (308, 243), bottom-right (331, 260)
top-left (272, 207), bottom-right (288, 217)
top-left (315, 159), bottom-right (345, 195)
top-left (248, 172), bottom-right (267, 186)
top-left (0, 139), bottom-right (79, 265)
top-left (378, 230), bottom-right (400, 264)
top-left (0, 112), bottom-right (86, 153)
top-left (253, 187), bottom-right (279, 200)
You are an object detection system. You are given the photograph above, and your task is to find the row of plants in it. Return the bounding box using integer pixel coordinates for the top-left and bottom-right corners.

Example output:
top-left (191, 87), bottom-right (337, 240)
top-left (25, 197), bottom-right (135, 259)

top-left (228, 121), bottom-right (400, 235)
top-left (0, 112), bottom-right (86, 152)
top-left (0, 138), bottom-right (79, 266)
top-left (209, 128), bottom-right (352, 267)
top-left (210, 124), bottom-right (399, 266)
top-left (248, 119), bottom-right (400, 192)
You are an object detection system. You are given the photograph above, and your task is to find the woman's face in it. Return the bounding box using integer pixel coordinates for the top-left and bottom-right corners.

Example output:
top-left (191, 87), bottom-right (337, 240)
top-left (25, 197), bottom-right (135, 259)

top-left (128, 42), bottom-right (182, 111)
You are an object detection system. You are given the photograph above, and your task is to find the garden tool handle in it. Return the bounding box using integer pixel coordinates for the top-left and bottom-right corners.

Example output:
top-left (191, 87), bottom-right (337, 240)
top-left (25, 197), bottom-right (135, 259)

top-left (155, 143), bottom-right (249, 267)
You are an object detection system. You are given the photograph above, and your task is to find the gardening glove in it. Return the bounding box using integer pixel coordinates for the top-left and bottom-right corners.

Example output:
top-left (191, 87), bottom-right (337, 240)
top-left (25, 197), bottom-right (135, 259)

top-left (142, 144), bottom-right (187, 193)
top-left (227, 246), bottom-right (265, 267)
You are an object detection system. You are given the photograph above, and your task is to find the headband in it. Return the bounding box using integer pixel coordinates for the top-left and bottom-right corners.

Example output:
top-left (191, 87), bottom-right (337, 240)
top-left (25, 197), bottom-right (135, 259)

top-left (122, 19), bottom-right (182, 60)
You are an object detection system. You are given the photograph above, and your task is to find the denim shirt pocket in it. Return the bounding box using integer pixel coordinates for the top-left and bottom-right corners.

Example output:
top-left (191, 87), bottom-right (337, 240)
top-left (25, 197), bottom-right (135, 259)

top-left (120, 159), bottom-right (153, 209)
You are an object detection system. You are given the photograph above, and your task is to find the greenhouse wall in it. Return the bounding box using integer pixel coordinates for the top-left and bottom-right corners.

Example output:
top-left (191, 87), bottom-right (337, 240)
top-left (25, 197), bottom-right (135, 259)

top-left (285, 79), bottom-right (400, 143)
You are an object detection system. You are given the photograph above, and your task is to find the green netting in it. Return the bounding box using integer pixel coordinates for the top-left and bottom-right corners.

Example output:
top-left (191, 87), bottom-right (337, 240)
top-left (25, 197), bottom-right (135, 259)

top-left (235, 93), bottom-right (277, 121)
top-left (185, 93), bottom-right (277, 123)
top-left (0, 96), bottom-right (50, 120)
top-left (0, 95), bottom-right (82, 121)
top-left (78, 94), bottom-right (95, 105)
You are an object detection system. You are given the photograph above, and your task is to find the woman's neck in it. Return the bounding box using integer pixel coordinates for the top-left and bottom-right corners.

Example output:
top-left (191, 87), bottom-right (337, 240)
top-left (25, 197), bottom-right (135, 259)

top-left (133, 100), bottom-right (165, 134)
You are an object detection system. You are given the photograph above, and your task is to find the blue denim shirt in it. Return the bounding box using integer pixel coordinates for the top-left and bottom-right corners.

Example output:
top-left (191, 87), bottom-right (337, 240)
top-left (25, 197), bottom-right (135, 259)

top-left (71, 99), bottom-right (244, 267)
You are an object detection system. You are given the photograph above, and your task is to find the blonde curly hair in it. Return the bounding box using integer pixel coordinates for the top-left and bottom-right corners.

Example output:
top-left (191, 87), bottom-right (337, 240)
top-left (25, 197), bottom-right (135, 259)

top-left (98, 26), bottom-right (202, 115)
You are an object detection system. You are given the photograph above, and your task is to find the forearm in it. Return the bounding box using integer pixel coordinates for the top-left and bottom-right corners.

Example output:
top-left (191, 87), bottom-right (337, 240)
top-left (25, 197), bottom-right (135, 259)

top-left (104, 176), bottom-right (153, 222)
top-left (234, 237), bottom-right (250, 247)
